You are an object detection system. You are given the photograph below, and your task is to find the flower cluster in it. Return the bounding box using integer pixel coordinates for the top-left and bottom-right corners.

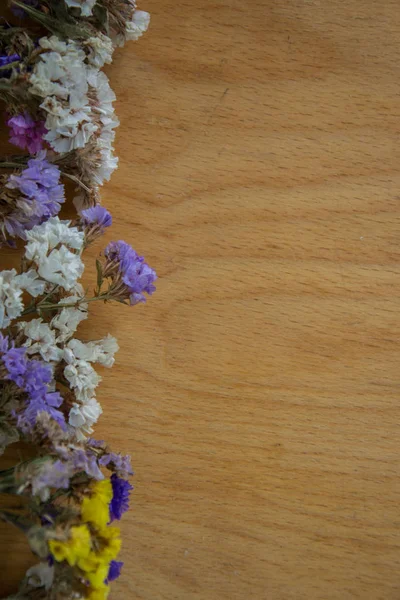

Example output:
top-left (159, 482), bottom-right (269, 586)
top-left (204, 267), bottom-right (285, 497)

top-left (0, 2), bottom-right (154, 599)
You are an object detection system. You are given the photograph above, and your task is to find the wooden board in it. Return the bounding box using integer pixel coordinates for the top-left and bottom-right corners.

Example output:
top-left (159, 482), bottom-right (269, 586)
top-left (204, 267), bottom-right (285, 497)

top-left (2, 0), bottom-right (400, 598)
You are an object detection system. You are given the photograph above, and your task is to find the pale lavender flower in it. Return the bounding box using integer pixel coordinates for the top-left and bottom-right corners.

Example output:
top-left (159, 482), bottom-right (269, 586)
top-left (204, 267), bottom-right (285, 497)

top-left (31, 460), bottom-right (70, 499)
top-left (7, 113), bottom-right (46, 155)
top-left (99, 452), bottom-right (133, 478)
top-left (3, 152), bottom-right (65, 242)
top-left (80, 206), bottom-right (112, 244)
top-left (87, 438), bottom-right (105, 448)
top-left (104, 240), bottom-right (157, 305)
top-left (81, 206), bottom-right (112, 228)
top-left (71, 448), bottom-right (104, 480)
top-left (7, 152), bottom-right (65, 220)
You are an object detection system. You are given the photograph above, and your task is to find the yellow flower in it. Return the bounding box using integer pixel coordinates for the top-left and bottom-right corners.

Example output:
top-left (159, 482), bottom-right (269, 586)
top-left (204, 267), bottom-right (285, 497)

top-left (78, 554), bottom-right (109, 588)
top-left (49, 525), bottom-right (91, 566)
top-left (77, 527), bottom-right (121, 589)
top-left (86, 585), bottom-right (110, 600)
top-left (82, 479), bottom-right (113, 530)
top-left (97, 526), bottom-right (121, 562)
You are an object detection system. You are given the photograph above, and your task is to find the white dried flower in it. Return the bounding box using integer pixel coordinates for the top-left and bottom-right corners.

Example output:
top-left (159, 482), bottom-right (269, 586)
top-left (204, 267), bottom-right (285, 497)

top-left (115, 10), bottom-right (151, 46)
top-left (65, 0), bottom-right (97, 16)
top-left (126, 10), bottom-right (151, 40)
top-left (64, 359), bottom-right (101, 401)
top-left (16, 269), bottom-right (46, 298)
top-left (24, 218), bottom-right (84, 291)
top-left (36, 245), bottom-right (84, 291)
top-left (67, 334), bottom-right (119, 367)
top-left (20, 319), bottom-right (62, 362)
top-left (68, 398), bottom-right (103, 439)
top-left (44, 119), bottom-right (98, 153)
top-left (30, 36), bottom-right (96, 152)
top-left (51, 291), bottom-right (88, 343)
top-left (0, 269), bottom-right (45, 329)
top-left (25, 217), bottom-right (84, 260)
top-left (26, 563), bottom-right (54, 590)
top-left (84, 34), bottom-right (114, 68)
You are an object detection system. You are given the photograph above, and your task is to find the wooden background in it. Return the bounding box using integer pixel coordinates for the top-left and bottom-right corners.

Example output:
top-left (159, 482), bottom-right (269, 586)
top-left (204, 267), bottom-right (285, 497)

top-left (2, 0), bottom-right (400, 598)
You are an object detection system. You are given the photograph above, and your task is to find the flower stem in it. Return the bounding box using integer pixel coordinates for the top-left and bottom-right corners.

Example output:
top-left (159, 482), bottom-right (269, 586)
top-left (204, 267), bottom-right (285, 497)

top-left (21, 293), bottom-right (112, 317)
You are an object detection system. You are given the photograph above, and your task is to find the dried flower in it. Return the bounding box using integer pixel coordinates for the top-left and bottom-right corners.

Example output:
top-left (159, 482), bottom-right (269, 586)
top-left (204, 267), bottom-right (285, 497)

top-left (99, 451), bottom-right (133, 478)
top-left (81, 205), bottom-right (112, 243)
top-left (103, 240), bottom-right (157, 304)
top-left (65, 0), bottom-right (97, 16)
top-left (109, 474), bottom-right (133, 521)
top-left (7, 112), bottom-right (47, 154)
top-left (106, 560), bottom-right (123, 583)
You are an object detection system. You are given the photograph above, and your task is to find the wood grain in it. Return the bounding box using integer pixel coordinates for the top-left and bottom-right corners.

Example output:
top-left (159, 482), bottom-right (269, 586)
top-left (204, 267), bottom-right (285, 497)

top-left (2, 0), bottom-right (400, 598)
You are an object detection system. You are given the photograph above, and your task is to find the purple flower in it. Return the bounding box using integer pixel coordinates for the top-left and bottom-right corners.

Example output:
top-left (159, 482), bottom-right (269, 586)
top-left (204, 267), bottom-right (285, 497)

top-left (3, 152), bottom-right (65, 241)
top-left (7, 112), bottom-right (46, 155)
top-left (3, 347), bottom-right (28, 387)
top-left (19, 380), bottom-right (66, 432)
top-left (0, 53), bottom-right (20, 67)
top-left (99, 452), bottom-right (133, 479)
top-left (109, 474), bottom-right (133, 522)
top-left (7, 152), bottom-right (64, 217)
top-left (81, 206), bottom-right (112, 228)
top-left (71, 448), bottom-right (104, 480)
top-left (104, 241), bottom-right (157, 305)
top-left (87, 438), bottom-right (106, 448)
top-left (105, 560), bottom-right (123, 583)
top-left (1, 344), bottom-right (66, 432)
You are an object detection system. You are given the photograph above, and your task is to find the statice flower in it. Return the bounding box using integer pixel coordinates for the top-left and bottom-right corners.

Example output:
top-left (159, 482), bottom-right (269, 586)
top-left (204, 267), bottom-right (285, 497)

top-left (29, 36), bottom-right (96, 153)
top-left (66, 335), bottom-right (119, 368)
top-left (0, 336), bottom-right (66, 433)
top-left (113, 10), bottom-right (150, 47)
top-left (0, 268), bottom-right (45, 329)
top-left (7, 152), bottom-right (65, 225)
top-left (19, 319), bottom-right (62, 363)
top-left (109, 474), bottom-right (133, 522)
top-left (53, 442), bottom-right (104, 480)
top-left (51, 286), bottom-right (88, 343)
top-left (87, 438), bottom-right (105, 448)
top-left (81, 205), bottom-right (112, 228)
top-left (26, 563), bottom-right (54, 590)
top-left (83, 34), bottom-right (114, 68)
top-left (69, 448), bottom-right (104, 480)
top-left (104, 240), bottom-right (157, 305)
top-left (31, 459), bottom-right (71, 500)
top-left (68, 398), bottom-right (103, 440)
top-left (99, 452), bottom-right (133, 479)
top-left (125, 10), bottom-right (151, 42)
top-left (106, 560), bottom-right (123, 583)
top-left (65, 0), bottom-right (97, 16)
top-left (7, 113), bottom-right (47, 155)
top-left (25, 217), bottom-right (84, 291)
top-left (81, 205), bottom-right (112, 243)
top-left (2, 346), bottom-right (27, 387)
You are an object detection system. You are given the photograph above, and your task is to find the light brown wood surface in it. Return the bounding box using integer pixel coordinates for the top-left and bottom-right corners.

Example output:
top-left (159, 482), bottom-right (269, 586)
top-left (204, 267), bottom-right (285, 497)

top-left (2, 0), bottom-right (400, 598)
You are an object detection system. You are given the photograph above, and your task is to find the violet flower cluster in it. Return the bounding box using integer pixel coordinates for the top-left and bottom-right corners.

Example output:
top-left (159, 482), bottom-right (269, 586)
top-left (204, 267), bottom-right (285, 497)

top-left (0, 2), bottom-right (155, 599)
